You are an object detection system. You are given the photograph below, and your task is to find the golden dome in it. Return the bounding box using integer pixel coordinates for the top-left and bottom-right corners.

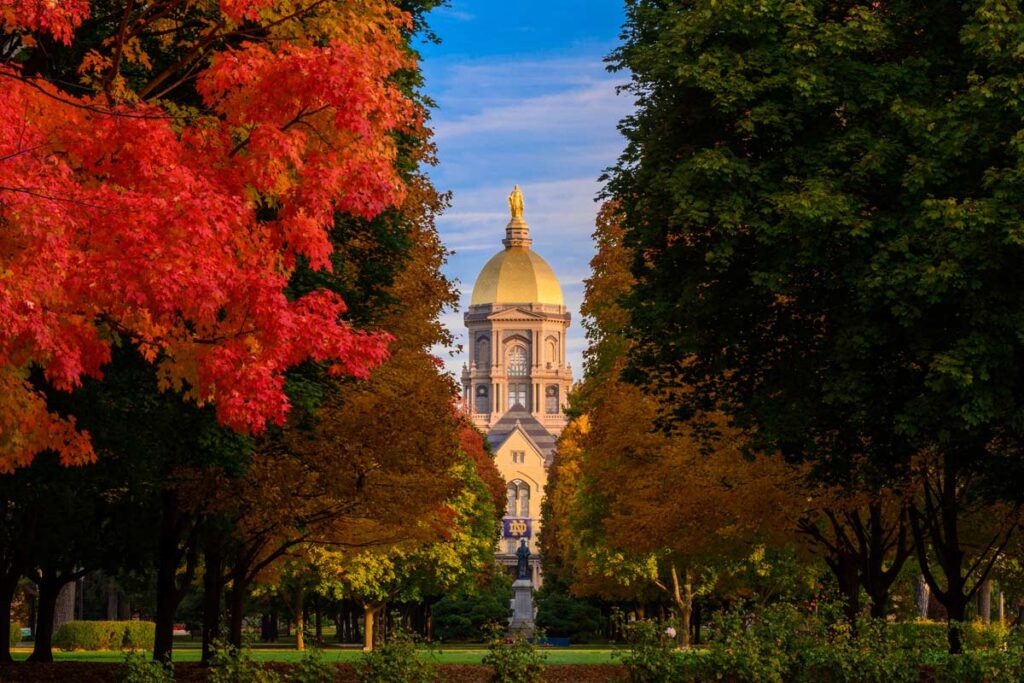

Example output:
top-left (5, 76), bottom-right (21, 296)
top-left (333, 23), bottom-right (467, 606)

top-left (470, 186), bottom-right (564, 307)
top-left (470, 247), bottom-right (564, 307)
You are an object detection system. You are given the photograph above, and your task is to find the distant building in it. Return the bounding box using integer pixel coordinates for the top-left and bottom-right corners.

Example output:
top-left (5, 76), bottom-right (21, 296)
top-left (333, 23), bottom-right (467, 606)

top-left (461, 186), bottom-right (572, 586)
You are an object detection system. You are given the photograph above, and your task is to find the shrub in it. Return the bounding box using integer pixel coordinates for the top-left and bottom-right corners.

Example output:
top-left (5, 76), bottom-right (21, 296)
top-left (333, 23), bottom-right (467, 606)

top-left (123, 622), bottom-right (156, 649)
top-left (9, 623), bottom-right (20, 649)
top-left (53, 621), bottom-right (156, 651)
top-left (207, 639), bottom-right (282, 683)
top-left (669, 602), bottom-right (1024, 683)
top-left (481, 624), bottom-right (546, 683)
top-left (615, 619), bottom-right (681, 683)
top-left (926, 648), bottom-right (1024, 683)
top-left (433, 574), bottom-right (512, 641)
top-left (294, 648), bottom-right (337, 683)
top-left (688, 603), bottom-right (814, 683)
top-left (535, 590), bottom-right (604, 642)
top-left (357, 630), bottom-right (433, 683)
top-left (795, 618), bottom-right (918, 683)
top-left (117, 651), bottom-right (174, 683)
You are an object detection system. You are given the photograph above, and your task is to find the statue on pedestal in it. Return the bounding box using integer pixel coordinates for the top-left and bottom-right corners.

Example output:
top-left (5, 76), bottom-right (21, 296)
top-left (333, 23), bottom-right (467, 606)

top-left (510, 539), bottom-right (535, 636)
top-left (516, 539), bottom-right (531, 581)
top-left (508, 184), bottom-right (525, 220)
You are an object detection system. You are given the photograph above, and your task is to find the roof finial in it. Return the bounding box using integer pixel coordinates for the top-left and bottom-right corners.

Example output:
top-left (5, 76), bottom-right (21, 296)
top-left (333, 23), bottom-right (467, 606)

top-left (508, 184), bottom-right (525, 220)
top-left (503, 185), bottom-right (532, 249)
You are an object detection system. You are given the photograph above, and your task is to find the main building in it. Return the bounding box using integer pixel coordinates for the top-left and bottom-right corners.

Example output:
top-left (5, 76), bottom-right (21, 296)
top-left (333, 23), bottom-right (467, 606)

top-left (461, 186), bottom-right (572, 585)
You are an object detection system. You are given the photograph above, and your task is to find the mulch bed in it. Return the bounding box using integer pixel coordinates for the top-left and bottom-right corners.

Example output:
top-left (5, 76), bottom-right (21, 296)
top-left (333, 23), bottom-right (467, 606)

top-left (0, 662), bottom-right (628, 682)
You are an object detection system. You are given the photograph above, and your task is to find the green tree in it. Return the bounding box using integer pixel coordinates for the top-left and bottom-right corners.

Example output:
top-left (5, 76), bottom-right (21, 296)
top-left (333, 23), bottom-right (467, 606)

top-left (431, 573), bottom-right (512, 642)
top-left (607, 0), bottom-right (1024, 652)
top-left (310, 455), bottom-right (499, 650)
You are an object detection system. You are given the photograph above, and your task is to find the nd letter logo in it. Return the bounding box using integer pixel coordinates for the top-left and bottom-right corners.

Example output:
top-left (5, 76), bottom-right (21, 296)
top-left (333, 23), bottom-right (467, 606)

top-left (508, 520), bottom-right (527, 536)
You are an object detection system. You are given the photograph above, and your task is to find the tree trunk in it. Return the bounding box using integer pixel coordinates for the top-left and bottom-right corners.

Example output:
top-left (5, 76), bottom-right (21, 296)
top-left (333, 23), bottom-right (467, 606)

top-left (998, 591), bottom-right (1005, 623)
top-left (201, 547), bottom-right (224, 664)
top-left (669, 564), bottom-right (693, 649)
top-left (106, 580), bottom-right (119, 621)
top-left (294, 584), bottom-right (305, 651)
top-left (363, 604), bottom-right (379, 652)
top-left (28, 576), bottom-right (63, 663)
top-left (946, 598), bottom-right (967, 655)
top-left (153, 492), bottom-right (200, 663)
top-left (153, 564), bottom-right (178, 663)
top-left (228, 583), bottom-right (245, 648)
top-left (0, 575), bottom-right (19, 662)
top-left (54, 581), bottom-right (74, 631)
top-left (915, 575), bottom-right (930, 619)
top-left (835, 555), bottom-right (860, 623)
top-left (692, 601), bottom-right (702, 646)
top-left (118, 593), bottom-right (131, 621)
top-left (977, 578), bottom-right (991, 625)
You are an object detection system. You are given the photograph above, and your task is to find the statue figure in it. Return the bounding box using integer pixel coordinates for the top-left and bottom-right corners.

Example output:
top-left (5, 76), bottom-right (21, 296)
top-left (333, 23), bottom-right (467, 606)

top-left (515, 539), bottom-right (531, 581)
top-left (508, 184), bottom-right (525, 220)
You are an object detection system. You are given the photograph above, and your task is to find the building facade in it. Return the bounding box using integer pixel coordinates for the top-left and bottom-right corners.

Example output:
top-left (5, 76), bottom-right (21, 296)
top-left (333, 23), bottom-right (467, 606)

top-left (462, 186), bottom-right (572, 585)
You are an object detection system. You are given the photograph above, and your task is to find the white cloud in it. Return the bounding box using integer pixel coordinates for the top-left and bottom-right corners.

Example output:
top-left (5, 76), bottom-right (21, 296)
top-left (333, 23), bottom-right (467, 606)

top-left (434, 80), bottom-right (628, 142)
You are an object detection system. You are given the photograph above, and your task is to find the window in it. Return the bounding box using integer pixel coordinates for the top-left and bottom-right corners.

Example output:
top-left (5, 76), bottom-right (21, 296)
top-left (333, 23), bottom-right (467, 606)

top-left (508, 383), bottom-right (528, 409)
top-left (545, 336), bottom-right (557, 365)
top-left (511, 450), bottom-right (525, 464)
top-left (476, 336), bottom-right (490, 367)
top-left (506, 538), bottom-right (517, 554)
top-left (475, 385), bottom-right (489, 413)
top-left (545, 385), bottom-right (559, 414)
top-left (507, 480), bottom-right (531, 518)
top-left (507, 345), bottom-right (528, 376)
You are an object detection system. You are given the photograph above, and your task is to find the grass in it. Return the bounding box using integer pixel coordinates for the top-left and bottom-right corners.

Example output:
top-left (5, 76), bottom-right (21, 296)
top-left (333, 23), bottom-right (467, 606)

top-left (9, 643), bottom-right (620, 665)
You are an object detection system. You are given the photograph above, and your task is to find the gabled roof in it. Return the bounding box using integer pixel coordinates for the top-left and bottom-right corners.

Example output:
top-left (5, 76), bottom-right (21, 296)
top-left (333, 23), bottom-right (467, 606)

top-left (486, 307), bottom-right (545, 322)
top-left (487, 406), bottom-right (558, 465)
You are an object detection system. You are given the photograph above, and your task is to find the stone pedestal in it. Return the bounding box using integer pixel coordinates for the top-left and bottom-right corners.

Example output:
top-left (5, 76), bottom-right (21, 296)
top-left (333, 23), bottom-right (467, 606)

top-left (508, 578), bottom-right (535, 637)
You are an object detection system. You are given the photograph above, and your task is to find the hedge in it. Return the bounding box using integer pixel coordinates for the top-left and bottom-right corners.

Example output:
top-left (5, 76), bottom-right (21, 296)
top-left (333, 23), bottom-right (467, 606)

top-left (9, 623), bottom-right (20, 649)
top-left (52, 621), bottom-right (155, 651)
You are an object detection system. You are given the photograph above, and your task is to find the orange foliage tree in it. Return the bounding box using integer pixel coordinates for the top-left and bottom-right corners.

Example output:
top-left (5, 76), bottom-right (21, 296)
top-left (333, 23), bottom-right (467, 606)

top-left (0, 0), bottom-right (419, 470)
top-left (543, 203), bottom-right (805, 647)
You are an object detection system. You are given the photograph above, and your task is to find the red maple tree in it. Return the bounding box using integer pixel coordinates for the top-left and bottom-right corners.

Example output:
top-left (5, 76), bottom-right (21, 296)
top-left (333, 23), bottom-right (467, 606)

top-left (0, 0), bottom-right (416, 470)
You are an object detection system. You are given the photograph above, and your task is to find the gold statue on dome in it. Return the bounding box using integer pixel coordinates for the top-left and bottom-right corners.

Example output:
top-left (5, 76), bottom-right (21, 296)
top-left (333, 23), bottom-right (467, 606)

top-left (508, 184), bottom-right (525, 220)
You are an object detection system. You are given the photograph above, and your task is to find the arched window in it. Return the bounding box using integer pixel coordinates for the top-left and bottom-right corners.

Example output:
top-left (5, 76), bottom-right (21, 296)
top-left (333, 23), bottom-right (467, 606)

top-left (475, 385), bottom-right (489, 413)
top-left (507, 480), bottom-right (531, 518)
top-left (545, 336), bottom-right (557, 365)
top-left (545, 385), bottom-right (559, 414)
top-left (476, 336), bottom-right (490, 367)
top-left (507, 345), bottom-right (528, 376)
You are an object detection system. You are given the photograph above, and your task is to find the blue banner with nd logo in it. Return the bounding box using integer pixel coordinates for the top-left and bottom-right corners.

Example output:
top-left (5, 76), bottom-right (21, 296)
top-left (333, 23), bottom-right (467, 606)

top-left (503, 518), bottom-right (532, 539)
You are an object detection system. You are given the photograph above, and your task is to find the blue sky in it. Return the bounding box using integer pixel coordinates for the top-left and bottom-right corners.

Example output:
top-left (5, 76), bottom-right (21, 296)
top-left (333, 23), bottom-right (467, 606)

top-left (417, 1), bottom-right (632, 378)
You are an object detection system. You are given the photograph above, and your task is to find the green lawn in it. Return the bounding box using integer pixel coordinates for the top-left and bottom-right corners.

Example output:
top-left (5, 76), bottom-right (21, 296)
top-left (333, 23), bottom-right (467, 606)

top-left (10, 644), bottom-right (620, 665)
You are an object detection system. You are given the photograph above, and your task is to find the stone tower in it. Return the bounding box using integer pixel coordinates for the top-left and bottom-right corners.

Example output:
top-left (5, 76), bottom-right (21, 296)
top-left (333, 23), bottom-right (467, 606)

top-left (462, 186), bottom-right (572, 585)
